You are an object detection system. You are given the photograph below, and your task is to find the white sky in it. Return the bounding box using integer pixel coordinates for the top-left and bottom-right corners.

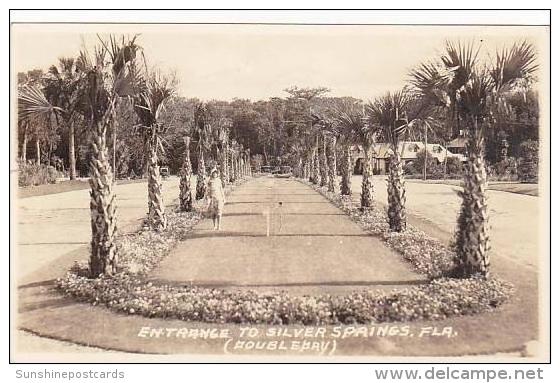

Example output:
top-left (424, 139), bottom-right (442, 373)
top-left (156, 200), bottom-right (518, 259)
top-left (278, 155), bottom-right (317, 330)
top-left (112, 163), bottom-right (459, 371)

top-left (11, 23), bottom-right (548, 101)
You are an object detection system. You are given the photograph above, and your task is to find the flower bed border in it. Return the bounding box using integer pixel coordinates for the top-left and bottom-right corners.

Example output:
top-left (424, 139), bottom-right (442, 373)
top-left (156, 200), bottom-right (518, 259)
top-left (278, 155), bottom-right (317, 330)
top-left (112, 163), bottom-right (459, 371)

top-left (56, 176), bottom-right (514, 325)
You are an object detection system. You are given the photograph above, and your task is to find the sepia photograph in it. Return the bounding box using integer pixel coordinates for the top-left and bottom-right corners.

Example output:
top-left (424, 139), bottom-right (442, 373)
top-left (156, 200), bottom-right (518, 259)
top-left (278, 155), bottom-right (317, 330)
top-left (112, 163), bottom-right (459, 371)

top-left (9, 10), bottom-right (551, 363)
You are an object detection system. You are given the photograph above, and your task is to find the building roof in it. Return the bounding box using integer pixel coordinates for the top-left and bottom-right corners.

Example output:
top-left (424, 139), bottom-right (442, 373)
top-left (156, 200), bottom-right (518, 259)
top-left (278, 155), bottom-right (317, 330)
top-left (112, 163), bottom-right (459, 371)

top-left (351, 141), bottom-right (463, 163)
top-left (448, 137), bottom-right (468, 148)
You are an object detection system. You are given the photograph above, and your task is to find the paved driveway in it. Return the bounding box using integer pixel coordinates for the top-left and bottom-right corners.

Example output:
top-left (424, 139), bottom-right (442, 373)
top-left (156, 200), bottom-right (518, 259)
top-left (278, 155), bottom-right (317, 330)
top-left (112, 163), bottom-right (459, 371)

top-left (15, 176), bottom-right (184, 281)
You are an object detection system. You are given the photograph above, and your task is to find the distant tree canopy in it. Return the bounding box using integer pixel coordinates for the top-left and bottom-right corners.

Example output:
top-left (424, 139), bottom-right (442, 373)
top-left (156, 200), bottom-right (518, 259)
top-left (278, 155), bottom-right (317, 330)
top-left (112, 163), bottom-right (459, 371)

top-left (17, 59), bottom-right (539, 177)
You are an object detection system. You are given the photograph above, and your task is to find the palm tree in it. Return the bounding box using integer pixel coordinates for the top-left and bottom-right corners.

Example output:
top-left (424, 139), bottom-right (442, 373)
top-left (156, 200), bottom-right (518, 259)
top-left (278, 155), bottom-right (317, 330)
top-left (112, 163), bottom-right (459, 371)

top-left (194, 103), bottom-right (209, 199)
top-left (229, 139), bottom-right (238, 182)
top-left (238, 143), bottom-right (245, 178)
top-left (179, 135), bottom-right (194, 212)
top-left (211, 117), bottom-right (231, 187)
top-left (43, 57), bottom-right (83, 180)
top-left (18, 85), bottom-right (64, 166)
top-left (311, 108), bottom-right (339, 193)
top-left (410, 40), bottom-right (537, 277)
top-left (335, 100), bottom-right (378, 208)
top-left (332, 112), bottom-right (356, 196)
top-left (319, 132), bottom-right (328, 187)
top-left (75, 35), bottom-right (141, 277)
top-left (366, 90), bottom-right (414, 232)
top-left (133, 69), bottom-right (175, 230)
top-left (311, 136), bottom-right (320, 184)
top-left (246, 148), bottom-right (252, 176)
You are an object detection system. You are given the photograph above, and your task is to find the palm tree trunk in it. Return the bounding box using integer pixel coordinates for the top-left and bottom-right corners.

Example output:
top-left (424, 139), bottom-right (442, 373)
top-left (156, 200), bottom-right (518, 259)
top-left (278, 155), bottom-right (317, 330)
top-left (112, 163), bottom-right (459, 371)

top-left (319, 135), bottom-right (328, 187)
top-left (196, 144), bottom-right (207, 199)
top-left (247, 149), bottom-right (252, 176)
top-left (327, 135), bottom-right (337, 193)
top-left (443, 140), bottom-right (449, 179)
top-left (224, 141), bottom-right (230, 183)
top-left (340, 144), bottom-right (352, 196)
top-left (47, 143), bottom-right (52, 166)
top-left (88, 119), bottom-right (118, 277)
top-left (307, 151), bottom-right (314, 182)
top-left (454, 118), bottom-right (490, 278)
top-left (387, 150), bottom-right (407, 232)
top-left (21, 124), bottom-right (28, 162)
top-left (179, 136), bottom-right (193, 212)
top-left (35, 136), bottom-right (40, 165)
top-left (219, 146), bottom-right (227, 187)
top-left (312, 144), bottom-right (320, 185)
top-left (229, 150), bottom-right (235, 182)
top-left (360, 143), bottom-right (374, 208)
top-left (423, 124), bottom-right (428, 181)
top-left (68, 120), bottom-right (77, 180)
top-left (147, 130), bottom-right (166, 231)
top-left (234, 152), bottom-right (239, 181)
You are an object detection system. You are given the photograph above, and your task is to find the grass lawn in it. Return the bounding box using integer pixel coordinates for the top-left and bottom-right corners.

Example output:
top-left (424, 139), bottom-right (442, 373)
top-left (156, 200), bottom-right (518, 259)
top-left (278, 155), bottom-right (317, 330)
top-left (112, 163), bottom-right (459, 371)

top-left (407, 179), bottom-right (538, 196)
top-left (487, 183), bottom-right (539, 196)
top-left (18, 178), bottom-right (148, 199)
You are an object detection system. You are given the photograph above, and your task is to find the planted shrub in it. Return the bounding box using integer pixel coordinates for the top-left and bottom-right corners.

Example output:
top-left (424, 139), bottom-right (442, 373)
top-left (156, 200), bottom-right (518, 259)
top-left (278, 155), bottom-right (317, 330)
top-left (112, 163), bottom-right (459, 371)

top-left (489, 157), bottom-right (518, 181)
top-left (518, 140), bottom-right (539, 183)
top-left (410, 150), bottom-right (444, 179)
top-left (444, 156), bottom-right (463, 178)
top-left (18, 161), bottom-right (61, 187)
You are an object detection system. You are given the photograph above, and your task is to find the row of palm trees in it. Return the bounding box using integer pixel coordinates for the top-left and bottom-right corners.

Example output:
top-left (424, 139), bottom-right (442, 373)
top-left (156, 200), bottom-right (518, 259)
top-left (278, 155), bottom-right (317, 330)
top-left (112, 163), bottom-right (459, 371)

top-left (180, 102), bottom-right (252, 212)
top-left (291, 40), bottom-right (537, 278)
top-left (18, 36), bottom-right (537, 279)
top-left (18, 35), bottom-right (252, 277)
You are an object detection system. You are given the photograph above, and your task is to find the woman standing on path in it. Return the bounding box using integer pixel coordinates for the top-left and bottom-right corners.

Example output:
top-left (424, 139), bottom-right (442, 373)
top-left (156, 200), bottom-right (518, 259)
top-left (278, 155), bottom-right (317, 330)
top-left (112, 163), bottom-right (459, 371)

top-left (207, 169), bottom-right (226, 230)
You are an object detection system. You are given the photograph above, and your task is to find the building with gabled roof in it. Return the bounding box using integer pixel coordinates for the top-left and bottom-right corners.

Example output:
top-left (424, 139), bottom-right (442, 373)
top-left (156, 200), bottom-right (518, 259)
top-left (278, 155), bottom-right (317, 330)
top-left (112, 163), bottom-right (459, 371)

top-left (350, 141), bottom-right (464, 175)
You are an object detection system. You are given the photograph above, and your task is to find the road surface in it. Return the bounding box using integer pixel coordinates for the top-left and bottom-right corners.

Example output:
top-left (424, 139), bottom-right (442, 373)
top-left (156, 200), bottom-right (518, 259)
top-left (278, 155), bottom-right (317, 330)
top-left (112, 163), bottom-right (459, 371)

top-left (16, 176), bottom-right (183, 281)
top-left (349, 175), bottom-right (540, 271)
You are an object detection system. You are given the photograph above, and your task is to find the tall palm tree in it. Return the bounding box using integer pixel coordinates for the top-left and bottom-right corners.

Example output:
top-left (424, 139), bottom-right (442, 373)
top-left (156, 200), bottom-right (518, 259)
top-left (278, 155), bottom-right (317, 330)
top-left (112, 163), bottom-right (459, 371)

top-left (229, 139), bottom-right (238, 182)
top-left (311, 136), bottom-right (320, 185)
top-left (311, 108), bottom-right (339, 193)
top-left (43, 57), bottom-right (83, 180)
top-left (194, 103), bottom-right (209, 199)
top-left (75, 35), bottom-right (141, 277)
top-left (319, 132), bottom-right (328, 187)
top-left (335, 100), bottom-right (379, 208)
top-left (179, 135), bottom-right (193, 212)
top-left (133, 69), bottom-right (175, 230)
top-left (332, 112), bottom-right (356, 197)
top-left (366, 90), bottom-right (414, 232)
top-left (212, 117), bottom-right (231, 187)
top-left (410, 40), bottom-right (537, 277)
top-left (18, 84), bottom-right (64, 166)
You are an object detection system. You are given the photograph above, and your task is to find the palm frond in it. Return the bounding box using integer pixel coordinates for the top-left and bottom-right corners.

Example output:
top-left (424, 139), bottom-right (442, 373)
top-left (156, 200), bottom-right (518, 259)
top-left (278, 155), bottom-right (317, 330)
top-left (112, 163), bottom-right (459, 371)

top-left (409, 60), bottom-right (453, 107)
top-left (334, 100), bottom-right (378, 146)
top-left (456, 70), bottom-right (494, 118)
top-left (18, 85), bottom-right (63, 121)
top-left (491, 40), bottom-right (538, 92)
top-left (366, 90), bottom-right (414, 147)
top-left (442, 40), bottom-right (480, 93)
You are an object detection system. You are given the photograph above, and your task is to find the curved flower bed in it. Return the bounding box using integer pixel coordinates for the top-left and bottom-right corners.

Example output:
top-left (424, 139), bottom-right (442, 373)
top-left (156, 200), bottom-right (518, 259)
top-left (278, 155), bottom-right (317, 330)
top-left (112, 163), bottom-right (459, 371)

top-left (57, 273), bottom-right (512, 325)
top-left (56, 177), bottom-right (514, 325)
